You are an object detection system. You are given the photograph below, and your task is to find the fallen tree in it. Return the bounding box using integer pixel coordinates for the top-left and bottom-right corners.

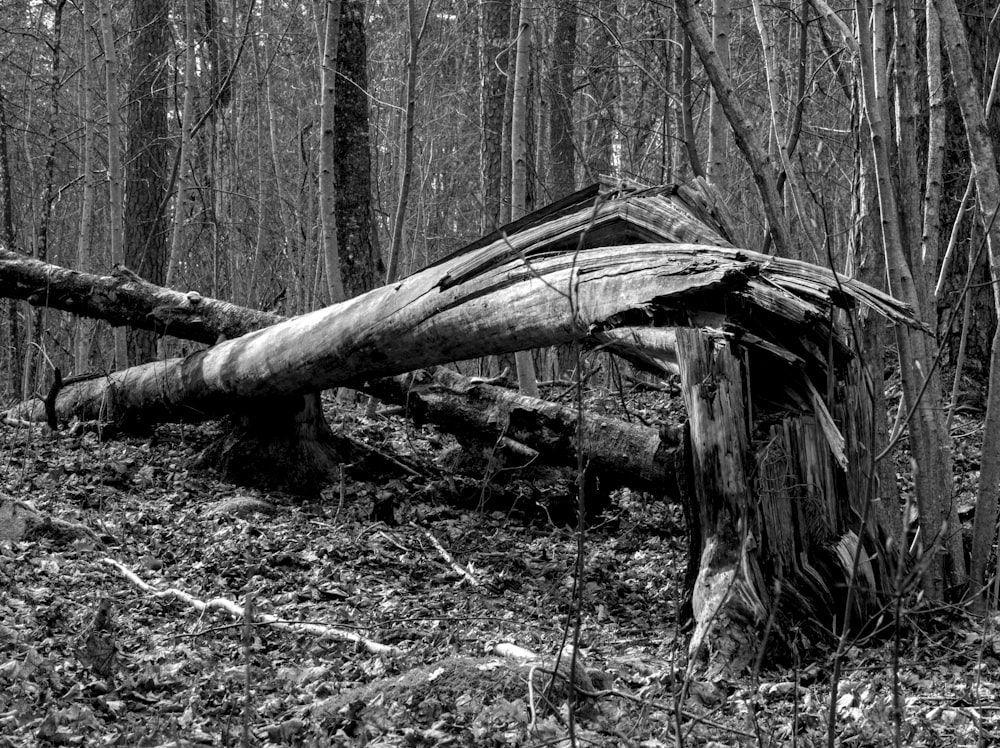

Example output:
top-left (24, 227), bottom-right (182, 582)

top-left (3, 236), bottom-right (917, 673)
top-left (0, 182), bottom-right (925, 675)
top-left (5, 241), bottom-right (912, 424)
top-left (365, 368), bottom-right (683, 497)
top-left (0, 247), bottom-right (683, 499)
top-left (3, 182), bottom-right (723, 494)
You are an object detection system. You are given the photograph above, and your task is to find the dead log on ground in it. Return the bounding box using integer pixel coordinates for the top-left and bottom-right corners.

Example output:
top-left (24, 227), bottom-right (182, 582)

top-left (365, 367), bottom-right (683, 498)
top-left (0, 248), bottom-right (681, 498)
top-left (4, 241), bottom-right (915, 427)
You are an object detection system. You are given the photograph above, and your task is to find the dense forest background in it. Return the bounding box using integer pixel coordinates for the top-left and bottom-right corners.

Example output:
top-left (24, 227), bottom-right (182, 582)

top-left (4, 0), bottom-right (996, 390)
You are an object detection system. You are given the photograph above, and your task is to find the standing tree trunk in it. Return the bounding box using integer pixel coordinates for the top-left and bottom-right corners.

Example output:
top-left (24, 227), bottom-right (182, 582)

top-left (547, 3), bottom-right (578, 376)
top-left (855, 0), bottom-right (964, 597)
top-left (847, 116), bottom-right (901, 539)
top-left (98, 0), bottom-right (127, 369)
top-left (124, 0), bottom-right (169, 363)
top-left (317, 0), bottom-right (345, 304)
top-left (0, 85), bottom-right (22, 393)
top-left (705, 0), bottom-right (730, 185)
top-left (260, 0), bottom-right (298, 312)
top-left (479, 0), bottom-right (511, 233)
top-left (676, 33), bottom-right (704, 179)
top-left (510, 0), bottom-right (539, 398)
top-left (203, 0), bottom-right (230, 299)
top-left (76, 0), bottom-right (97, 374)
top-left (932, 0), bottom-right (1000, 610)
top-left (586, 0), bottom-right (620, 179)
top-left (335, 0), bottom-right (383, 298)
top-left (922, 3), bottom-right (946, 298)
top-left (386, 0), bottom-right (433, 284)
top-left (750, 0), bottom-right (810, 255)
top-left (165, 0), bottom-right (198, 291)
top-left (22, 0), bottom-right (65, 400)
top-left (547, 4), bottom-right (576, 201)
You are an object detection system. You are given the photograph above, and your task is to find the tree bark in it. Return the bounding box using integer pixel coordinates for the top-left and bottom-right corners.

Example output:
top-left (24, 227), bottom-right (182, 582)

top-left (165, 0), bottom-right (197, 292)
top-left (706, 0), bottom-right (730, 185)
top-left (547, 4), bottom-right (577, 200)
top-left (317, 0), bottom-right (345, 304)
top-left (3, 238), bottom-right (918, 429)
top-left (98, 0), bottom-right (127, 369)
top-left (0, 86), bottom-right (20, 392)
top-left (922, 3), bottom-right (945, 299)
top-left (586, 0), bottom-right (620, 180)
top-left (76, 0), bottom-right (97, 374)
top-left (846, 115), bottom-right (901, 538)
top-left (336, 0), bottom-right (383, 297)
top-left (479, 0), bottom-right (511, 232)
top-left (932, 0), bottom-right (1000, 610)
top-left (677, 34), bottom-right (704, 179)
top-left (22, 0), bottom-right (65, 400)
top-left (124, 0), bottom-right (169, 363)
top-left (510, 0), bottom-right (539, 398)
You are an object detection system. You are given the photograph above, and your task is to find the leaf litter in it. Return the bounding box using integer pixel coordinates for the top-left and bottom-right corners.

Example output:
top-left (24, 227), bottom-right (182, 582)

top-left (0, 380), bottom-right (999, 746)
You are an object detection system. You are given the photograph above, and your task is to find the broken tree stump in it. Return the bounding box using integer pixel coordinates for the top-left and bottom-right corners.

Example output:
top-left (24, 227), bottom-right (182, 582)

top-left (675, 327), bottom-right (896, 678)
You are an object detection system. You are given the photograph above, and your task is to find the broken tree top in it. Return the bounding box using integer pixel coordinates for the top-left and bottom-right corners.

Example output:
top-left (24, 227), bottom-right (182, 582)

top-left (3, 179), bottom-right (921, 426)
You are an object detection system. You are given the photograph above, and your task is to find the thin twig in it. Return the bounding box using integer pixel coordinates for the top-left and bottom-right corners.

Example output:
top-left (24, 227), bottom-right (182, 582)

top-left (102, 558), bottom-right (399, 655)
top-left (414, 523), bottom-right (480, 586)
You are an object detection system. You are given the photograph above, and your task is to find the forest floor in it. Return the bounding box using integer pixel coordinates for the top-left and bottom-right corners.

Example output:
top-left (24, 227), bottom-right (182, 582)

top-left (2, 372), bottom-right (999, 747)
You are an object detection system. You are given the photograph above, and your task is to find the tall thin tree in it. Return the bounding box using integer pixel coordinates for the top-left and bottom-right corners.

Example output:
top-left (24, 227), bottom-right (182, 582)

top-left (547, 3), bottom-right (577, 200)
top-left (510, 0), bottom-right (538, 397)
top-left (21, 0), bottom-right (65, 399)
top-left (0, 85), bottom-right (21, 393)
top-left (98, 0), bottom-right (127, 368)
top-left (165, 0), bottom-right (198, 291)
top-left (76, 0), bottom-right (97, 373)
top-left (479, 0), bottom-right (512, 233)
top-left (335, 0), bottom-right (382, 298)
top-left (123, 0), bottom-right (169, 363)
top-left (317, 0), bottom-right (345, 304)
top-left (386, 0), bottom-right (433, 284)
top-left (705, 0), bottom-right (730, 185)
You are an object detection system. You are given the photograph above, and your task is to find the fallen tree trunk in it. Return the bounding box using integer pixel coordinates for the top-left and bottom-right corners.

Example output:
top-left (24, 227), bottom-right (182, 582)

top-left (0, 248), bottom-right (281, 345)
top-left (4, 241), bottom-right (916, 428)
top-left (1, 248), bottom-right (682, 497)
top-left (366, 367), bottom-right (684, 497)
